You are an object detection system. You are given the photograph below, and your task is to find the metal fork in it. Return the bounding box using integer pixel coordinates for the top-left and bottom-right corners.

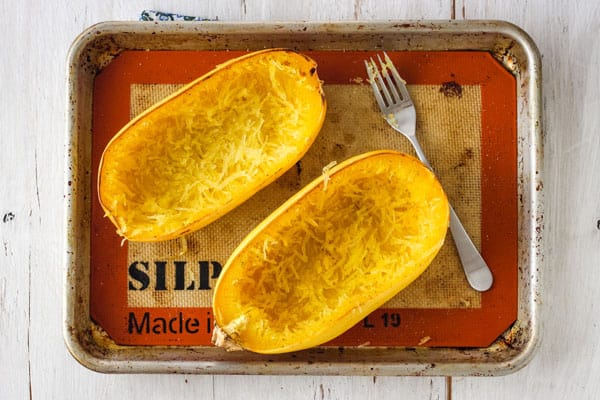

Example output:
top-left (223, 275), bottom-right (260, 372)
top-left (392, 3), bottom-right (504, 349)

top-left (365, 52), bottom-right (493, 292)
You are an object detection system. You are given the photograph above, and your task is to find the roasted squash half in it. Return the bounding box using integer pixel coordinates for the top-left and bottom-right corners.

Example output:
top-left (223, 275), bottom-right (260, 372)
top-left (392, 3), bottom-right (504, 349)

top-left (212, 151), bottom-right (450, 354)
top-left (98, 49), bottom-right (326, 241)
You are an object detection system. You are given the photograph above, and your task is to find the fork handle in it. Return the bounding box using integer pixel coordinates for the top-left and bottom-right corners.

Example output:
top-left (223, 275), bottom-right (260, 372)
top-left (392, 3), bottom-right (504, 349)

top-left (411, 140), bottom-right (433, 170)
top-left (449, 206), bottom-right (494, 291)
top-left (410, 139), bottom-right (494, 292)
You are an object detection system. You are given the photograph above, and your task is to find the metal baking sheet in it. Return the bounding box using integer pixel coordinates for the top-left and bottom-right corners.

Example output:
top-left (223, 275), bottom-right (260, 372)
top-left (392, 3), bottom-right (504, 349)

top-left (64, 20), bottom-right (543, 375)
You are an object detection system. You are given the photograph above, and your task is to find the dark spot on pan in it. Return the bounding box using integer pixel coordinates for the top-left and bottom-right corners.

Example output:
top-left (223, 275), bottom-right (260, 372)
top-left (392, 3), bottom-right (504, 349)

top-left (332, 143), bottom-right (347, 158)
top-left (454, 147), bottom-right (474, 169)
top-left (440, 81), bottom-right (463, 98)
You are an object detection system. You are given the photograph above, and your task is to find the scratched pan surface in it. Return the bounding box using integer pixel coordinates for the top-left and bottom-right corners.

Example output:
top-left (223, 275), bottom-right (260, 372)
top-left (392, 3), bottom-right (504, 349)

top-left (64, 20), bottom-right (543, 375)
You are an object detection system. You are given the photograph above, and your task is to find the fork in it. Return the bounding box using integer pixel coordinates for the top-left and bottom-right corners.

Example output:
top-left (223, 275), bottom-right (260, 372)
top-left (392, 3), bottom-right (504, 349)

top-left (365, 52), bottom-right (493, 292)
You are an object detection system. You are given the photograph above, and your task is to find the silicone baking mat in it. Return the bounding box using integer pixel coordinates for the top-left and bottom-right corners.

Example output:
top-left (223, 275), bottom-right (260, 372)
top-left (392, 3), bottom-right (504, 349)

top-left (90, 50), bottom-right (517, 348)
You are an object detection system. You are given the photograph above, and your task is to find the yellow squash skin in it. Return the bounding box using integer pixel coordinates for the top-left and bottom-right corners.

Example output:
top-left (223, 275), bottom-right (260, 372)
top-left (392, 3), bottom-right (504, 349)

top-left (98, 49), bottom-right (326, 241)
top-left (212, 151), bottom-right (450, 354)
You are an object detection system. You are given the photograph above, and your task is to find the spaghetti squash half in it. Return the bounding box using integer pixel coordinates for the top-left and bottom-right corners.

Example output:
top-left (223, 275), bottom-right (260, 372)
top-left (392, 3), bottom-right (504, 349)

top-left (212, 151), bottom-right (450, 353)
top-left (98, 49), bottom-right (326, 241)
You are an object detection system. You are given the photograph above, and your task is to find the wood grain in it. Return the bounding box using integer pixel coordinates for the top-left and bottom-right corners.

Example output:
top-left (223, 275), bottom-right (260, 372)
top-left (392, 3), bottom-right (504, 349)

top-left (453, 0), bottom-right (600, 398)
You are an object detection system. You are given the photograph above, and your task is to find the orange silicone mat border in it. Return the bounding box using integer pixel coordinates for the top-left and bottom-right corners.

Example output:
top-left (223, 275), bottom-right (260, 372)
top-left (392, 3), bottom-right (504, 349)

top-left (90, 50), bottom-right (517, 348)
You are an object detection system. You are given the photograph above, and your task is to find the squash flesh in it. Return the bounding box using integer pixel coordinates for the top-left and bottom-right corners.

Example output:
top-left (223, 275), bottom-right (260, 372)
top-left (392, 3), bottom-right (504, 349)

top-left (213, 151), bottom-right (450, 353)
top-left (98, 50), bottom-right (326, 241)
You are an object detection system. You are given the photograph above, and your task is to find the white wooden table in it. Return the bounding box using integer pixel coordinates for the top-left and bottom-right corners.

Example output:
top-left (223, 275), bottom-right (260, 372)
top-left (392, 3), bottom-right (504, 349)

top-left (1, 1), bottom-right (599, 398)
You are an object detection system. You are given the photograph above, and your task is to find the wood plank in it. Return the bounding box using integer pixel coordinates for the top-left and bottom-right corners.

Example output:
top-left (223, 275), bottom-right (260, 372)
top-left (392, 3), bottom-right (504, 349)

top-left (453, 0), bottom-right (600, 398)
top-left (242, 0), bottom-right (452, 20)
top-left (0, 1), bottom-right (39, 398)
top-left (214, 376), bottom-right (446, 400)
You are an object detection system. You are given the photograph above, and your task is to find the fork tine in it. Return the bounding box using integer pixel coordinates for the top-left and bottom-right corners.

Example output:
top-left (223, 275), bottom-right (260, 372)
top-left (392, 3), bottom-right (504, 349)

top-left (364, 59), bottom-right (388, 110)
top-left (383, 52), bottom-right (411, 102)
top-left (368, 57), bottom-right (394, 107)
top-left (376, 54), bottom-right (401, 103)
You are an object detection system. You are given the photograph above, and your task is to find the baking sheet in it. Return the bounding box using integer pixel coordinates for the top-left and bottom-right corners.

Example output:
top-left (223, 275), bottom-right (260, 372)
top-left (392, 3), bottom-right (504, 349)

top-left (64, 20), bottom-right (543, 376)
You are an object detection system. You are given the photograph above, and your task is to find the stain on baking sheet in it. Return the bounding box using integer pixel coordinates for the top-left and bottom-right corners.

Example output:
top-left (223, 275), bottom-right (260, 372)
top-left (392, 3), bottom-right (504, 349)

top-left (440, 81), bottom-right (463, 98)
top-left (295, 161), bottom-right (303, 176)
top-left (455, 147), bottom-right (474, 168)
